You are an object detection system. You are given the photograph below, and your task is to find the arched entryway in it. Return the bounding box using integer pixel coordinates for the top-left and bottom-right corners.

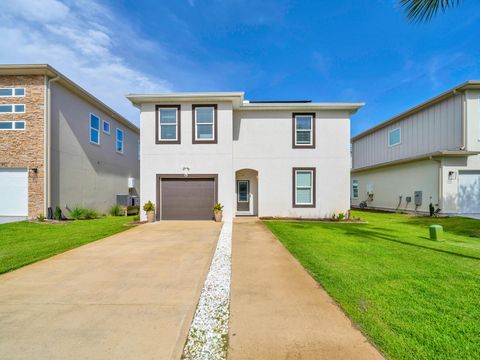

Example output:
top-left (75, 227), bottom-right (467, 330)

top-left (235, 169), bottom-right (258, 216)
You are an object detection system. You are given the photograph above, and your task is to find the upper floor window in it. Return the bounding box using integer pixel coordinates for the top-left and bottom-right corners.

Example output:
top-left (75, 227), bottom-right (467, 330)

top-left (352, 180), bottom-right (359, 198)
top-left (0, 88), bottom-right (25, 97)
top-left (103, 120), bottom-right (110, 134)
top-left (293, 168), bottom-right (316, 207)
top-left (193, 104), bottom-right (217, 144)
top-left (156, 105), bottom-right (181, 144)
top-left (388, 127), bottom-right (401, 147)
top-left (0, 104), bottom-right (25, 113)
top-left (0, 121), bottom-right (25, 130)
top-left (90, 113), bottom-right (100, 145)
top-left (116, 128), bottom-right (124, 154)
top-left (293, 113), bottom-right (315, 148)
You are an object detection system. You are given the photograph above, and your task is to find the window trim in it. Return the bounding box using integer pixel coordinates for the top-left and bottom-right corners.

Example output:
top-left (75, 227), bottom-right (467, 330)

top-left (0, 104), bottom-right (26, 113)
top-left (352, 179), bottom-right (359, 199)
top-left (156, 105), bottom-right (181, 144)
top-left (192, 104), bottom-right (218, 144)
top-left (388, 127), bottom-right (401, 147)
top-left (292, 167), bottom-right (316, 208)
top-left (103, 120), bottom-right (110, 134)
top-left (0, 88), bottom-right (25, 97)
top-left (116, 128), bottom-right (124, 154)
top-left (89, 113), bottom-right (100, 145)
top-left (292, 113), bottom-right (315, 149)
top-left (0, 121), bottom-right (26, 131)
top-left (237, 180), bottom-right (250, 203)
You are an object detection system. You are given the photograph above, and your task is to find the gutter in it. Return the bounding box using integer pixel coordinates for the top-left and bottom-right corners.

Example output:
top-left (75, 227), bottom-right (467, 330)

top-left (44, 74), bottom-right (61, 215)
top-left (351, 150), bottom-right (480, 173)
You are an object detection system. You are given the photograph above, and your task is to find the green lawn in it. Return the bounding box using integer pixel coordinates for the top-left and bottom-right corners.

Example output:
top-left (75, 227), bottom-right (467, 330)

top-left (0, 217), bottom-right (136, 274)
top-left (264, 211), bottom-right (480, 360)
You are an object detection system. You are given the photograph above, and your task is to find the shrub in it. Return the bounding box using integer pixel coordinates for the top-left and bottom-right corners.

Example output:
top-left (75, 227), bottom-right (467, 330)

top-left (127, 205), bottom-right (140, 216)
top-left (133, 215), bottom-right (140, 222)
top-left (338, 213), bottom-right (345, 221)
top-left (37, 214), bottom-right (46, 222)
top-left (54, 206), bottom-right (62, 221)
top-left (69, 207), bottom-right (99, 220)
top-left (332, 213), bottom-right (336, 220)
top-left (429, 203), bottom-right (435, 217)
top-left (213, 203), bottom-right (224, 212)
top-left (143, 201), bottom-right (155, 213)
top-left (109, 204), bottom-right (124, 216)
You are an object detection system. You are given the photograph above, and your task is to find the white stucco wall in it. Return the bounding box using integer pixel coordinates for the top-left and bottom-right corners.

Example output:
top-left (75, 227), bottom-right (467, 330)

top-left (233, 110), bottom-right (351, 218)
top-left (351, 159), bottom-right (440, 213)
top-left (140, 102), bottom-right (234, 220)
top-left (139, 102), bottom-right (352, 220)
top-left (50, 82), bottom-right (140, 213)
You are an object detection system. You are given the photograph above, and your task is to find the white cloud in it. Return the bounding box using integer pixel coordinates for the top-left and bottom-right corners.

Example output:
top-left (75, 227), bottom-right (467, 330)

top-left (0, 0), bottom-right (171, 124)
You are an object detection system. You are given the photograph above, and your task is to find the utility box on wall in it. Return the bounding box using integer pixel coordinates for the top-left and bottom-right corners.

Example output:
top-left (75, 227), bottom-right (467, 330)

top-left (414, 191), bottom-right (422, 206)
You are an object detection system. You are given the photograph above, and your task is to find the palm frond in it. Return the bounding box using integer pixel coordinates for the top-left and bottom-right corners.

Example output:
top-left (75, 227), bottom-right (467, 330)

top-left (400, 0), bottom-right (463, 22)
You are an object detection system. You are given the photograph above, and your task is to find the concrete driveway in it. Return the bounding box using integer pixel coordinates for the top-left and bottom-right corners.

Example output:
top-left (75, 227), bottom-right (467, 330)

top-left (0, 217), bottom-right (27, 224)
top-left (229, 218), bottom-right (383, 359)
top-left (0, 221), bottom-right (221, 360)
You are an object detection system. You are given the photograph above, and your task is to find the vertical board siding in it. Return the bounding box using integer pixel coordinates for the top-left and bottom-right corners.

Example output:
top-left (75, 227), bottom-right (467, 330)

top-left (353, 94), bottom-right (463, 169)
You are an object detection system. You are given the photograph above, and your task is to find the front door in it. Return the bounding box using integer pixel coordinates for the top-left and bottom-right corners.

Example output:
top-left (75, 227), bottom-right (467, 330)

top-left (237, 180), bottom-right (250, 213)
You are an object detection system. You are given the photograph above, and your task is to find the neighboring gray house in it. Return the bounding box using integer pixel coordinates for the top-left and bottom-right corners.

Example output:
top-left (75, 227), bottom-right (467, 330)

top-left (0, 64), bottom-right (139, 218)
top-left (127, 92), bottom-right (363, 221)
top-left (351, 81), bottom-right (480, 214)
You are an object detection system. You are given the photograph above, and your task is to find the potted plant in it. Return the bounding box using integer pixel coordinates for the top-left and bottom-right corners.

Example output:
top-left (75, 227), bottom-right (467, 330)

top-left (143, 201), bottom-right (155, 223)
top-left (213, 203), bottom-right (224, 222)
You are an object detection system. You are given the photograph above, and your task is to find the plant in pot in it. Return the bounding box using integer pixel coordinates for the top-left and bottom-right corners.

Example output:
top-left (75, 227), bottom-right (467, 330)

top-left (143, 201), bottom-right (155, 223)
top-left (213, 203), bottom-right (224, 222)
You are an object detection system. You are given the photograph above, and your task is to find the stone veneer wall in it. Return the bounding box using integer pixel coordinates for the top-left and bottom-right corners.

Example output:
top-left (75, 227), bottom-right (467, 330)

top-left (0, 75), bottom-right (46, 217)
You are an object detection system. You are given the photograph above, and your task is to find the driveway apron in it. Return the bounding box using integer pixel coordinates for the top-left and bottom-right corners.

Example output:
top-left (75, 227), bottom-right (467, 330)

top-left (228, 218), bottom-right (384, 360)
top-left (0, 221), bottom-right (221, 360)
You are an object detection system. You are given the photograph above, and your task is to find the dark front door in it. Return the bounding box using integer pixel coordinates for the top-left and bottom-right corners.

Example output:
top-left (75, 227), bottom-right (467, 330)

top-left (161, 178), bottom-right (215, 220)
top-left (237, 180), bottom-right (250, 212)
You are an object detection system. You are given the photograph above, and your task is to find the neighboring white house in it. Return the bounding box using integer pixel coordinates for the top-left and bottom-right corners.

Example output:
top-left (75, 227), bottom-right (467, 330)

top-left (351, 81), bottom-right (480, 214)
top-left (127, 92), bottom-right (363, 221)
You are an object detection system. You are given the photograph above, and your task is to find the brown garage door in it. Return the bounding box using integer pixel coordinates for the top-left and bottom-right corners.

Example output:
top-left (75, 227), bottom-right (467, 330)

top-left (160, 178), bottom-right (216, 220)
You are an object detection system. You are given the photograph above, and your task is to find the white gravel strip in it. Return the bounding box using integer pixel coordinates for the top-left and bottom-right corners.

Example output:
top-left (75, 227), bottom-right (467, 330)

top-left (182, 221), bottom-right (233, 360)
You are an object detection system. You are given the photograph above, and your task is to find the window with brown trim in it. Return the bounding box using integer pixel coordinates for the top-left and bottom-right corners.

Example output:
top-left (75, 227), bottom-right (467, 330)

top-left (292, 112), bottom-right (315, 148)
top-left (192, 104), bottom-right (217, 144)
top-left (292, 167), bottom-right (316, 208)
top-left (156, 105), bottom-right (181, 144)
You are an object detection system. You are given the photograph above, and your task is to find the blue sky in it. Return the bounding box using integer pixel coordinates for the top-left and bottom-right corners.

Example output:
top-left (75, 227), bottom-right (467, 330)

top-left (1, 0), bottom-right (480, 135)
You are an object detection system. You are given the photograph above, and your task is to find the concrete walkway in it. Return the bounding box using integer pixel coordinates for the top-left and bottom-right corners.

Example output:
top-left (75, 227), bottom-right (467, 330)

top-left (0, 221), bottom-right (221, 360)
top-left (228, 218), bottom-right (384, 360)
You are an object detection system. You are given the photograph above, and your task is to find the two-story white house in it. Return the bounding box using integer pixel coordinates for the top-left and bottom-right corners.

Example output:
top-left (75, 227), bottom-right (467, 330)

top-left (351, 81), bottom-right (480, 215)
top-left (127, 92), bottom-right (363, 221)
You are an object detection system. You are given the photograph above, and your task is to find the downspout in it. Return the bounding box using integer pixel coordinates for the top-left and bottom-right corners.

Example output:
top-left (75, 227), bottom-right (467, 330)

top-left (431, 156), bottom-right (443, 212)
top-left (45, 74), bottom-right (61, 215)
top-left (458, 90), bottom-right (467, 151)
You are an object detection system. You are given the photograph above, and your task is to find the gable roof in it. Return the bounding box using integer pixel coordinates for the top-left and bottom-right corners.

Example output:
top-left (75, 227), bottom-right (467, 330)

top-left (0, 64), bottom-right (138, 133)
top-left (352, 80), bottom-right (480, 142)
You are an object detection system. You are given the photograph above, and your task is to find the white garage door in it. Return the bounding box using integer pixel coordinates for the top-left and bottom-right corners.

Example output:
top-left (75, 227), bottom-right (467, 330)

top-left (0, 168), bottom-right (28, 216)
top-left (458, 172), bottom-right (480, 213)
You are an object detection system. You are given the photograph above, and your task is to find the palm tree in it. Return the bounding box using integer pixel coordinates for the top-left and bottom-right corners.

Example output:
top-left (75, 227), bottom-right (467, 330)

top-left (400, 0), bottom-right (463, 22)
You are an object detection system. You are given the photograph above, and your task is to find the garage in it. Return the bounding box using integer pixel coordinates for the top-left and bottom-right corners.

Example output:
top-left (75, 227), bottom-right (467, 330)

top-left (458, 171), bottom-right (480, 213)
top-left (0, 168), bottom-right (28, 216)
top-left (159, 176), bottom-right (216, 220)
